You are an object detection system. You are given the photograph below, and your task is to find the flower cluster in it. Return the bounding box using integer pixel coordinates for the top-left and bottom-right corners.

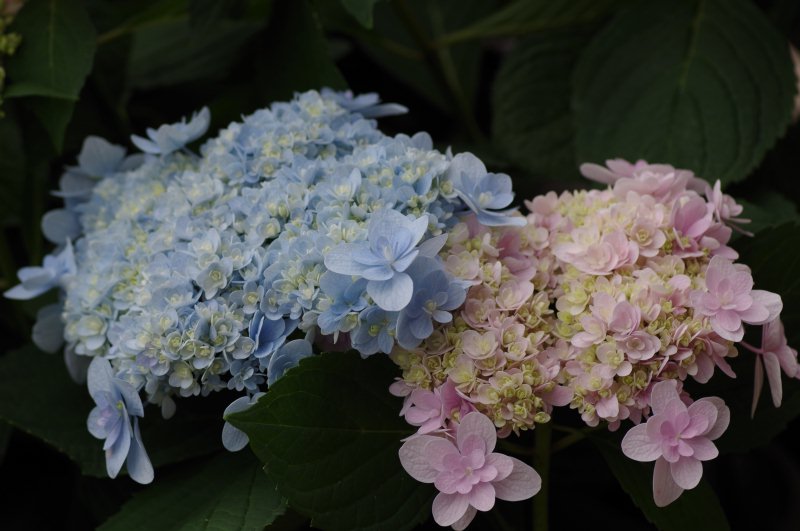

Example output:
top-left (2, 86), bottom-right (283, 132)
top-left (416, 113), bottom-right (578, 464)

top-left (5, 89), bottom-right (524, 482)
top-left (394, 159), bottom-right (799, 526)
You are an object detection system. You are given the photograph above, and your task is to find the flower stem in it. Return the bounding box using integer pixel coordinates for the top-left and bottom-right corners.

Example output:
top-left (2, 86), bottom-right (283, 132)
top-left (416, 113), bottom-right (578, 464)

top-left (533, 423), bottom-right (551, 531)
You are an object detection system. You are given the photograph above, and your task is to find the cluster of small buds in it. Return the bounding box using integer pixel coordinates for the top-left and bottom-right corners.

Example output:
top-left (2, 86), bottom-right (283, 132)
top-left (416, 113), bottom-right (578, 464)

top-left (390, 214), bottom-right (572, 438)
top-left (0, 0), bottom-right (23, 118)
top-left (5, 89), bottom-right (525, 482)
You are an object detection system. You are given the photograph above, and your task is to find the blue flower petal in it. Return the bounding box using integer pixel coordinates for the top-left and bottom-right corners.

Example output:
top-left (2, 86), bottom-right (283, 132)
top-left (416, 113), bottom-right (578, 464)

top-left (367, 273), bottom-right (413, 311)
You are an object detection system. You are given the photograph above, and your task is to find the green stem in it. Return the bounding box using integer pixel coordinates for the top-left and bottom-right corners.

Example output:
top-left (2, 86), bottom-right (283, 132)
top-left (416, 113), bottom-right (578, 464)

top-left (533, 423), bottom-right (551, 531)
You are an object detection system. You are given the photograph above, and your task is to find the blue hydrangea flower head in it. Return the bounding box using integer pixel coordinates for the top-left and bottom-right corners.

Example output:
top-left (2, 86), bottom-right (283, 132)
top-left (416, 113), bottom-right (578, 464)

top-left (86, 357), bottom-right (153, 484)
top-left (324, 209), bottom-right (429, 311)
top-left (446, 152), bottom-right (526, 227)
top-left (131, 107), bottom-right (211, 155)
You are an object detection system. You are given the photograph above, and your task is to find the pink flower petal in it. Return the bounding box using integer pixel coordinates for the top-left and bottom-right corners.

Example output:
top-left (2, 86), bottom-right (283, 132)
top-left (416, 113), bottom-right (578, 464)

top-left (751, 357), bottom-right (764, 418)
top-left (432, 492), bottom-right (471, 527)
top-left (468, 482), bottom-right (496, 512)
top-left (399, 435), bottom-right (456, 481)
top-left (486, 453), bottom-right (514, 482)
top-left (451, 506), bottom-right (477, 531)
top-left (653, 457), bottom-right (684, 507)
top-left (687, 437), bottom-right (718, 461)
top-left (685, 400), bottom-right (717, 437)
top-left (649, 380), bottom-right (680, 414)
top-left (621, 424), bottom-right (661, 462)
top-left (670, 457), bottom-right (702, 490)
top-left (745, 290), bottom-right (783, 325)
top-left (460, 433), bottom-right (487, 459)
top-left (762, 352), bottom-right (783, 408)
top-left (457, 412), bottom-right (497, 454)
top-left (493, 456), bottom-right (541, 502)
top-left (542, 385), bottom-right (573, 407)
top-left (702, 397), bottom-right (730, 440)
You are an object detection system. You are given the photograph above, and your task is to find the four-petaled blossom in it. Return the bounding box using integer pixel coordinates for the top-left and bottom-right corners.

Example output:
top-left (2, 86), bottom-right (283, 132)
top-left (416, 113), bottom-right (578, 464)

top-left (399, 412), bottom-right (541, 529)
top-left (131, 107), bottom-right (210, 155)
top-left (446, 153), bottom-right (526, 227)
top-left (621, 380), bottom-right (729, 507)
top-left (86, 358), bottom-right (154, 484)
top-left (690, 255), bottom-right (782, 341)
top-left (325, 209), bottom-right (441, 311)
top-left (744, 318), bottom-right (800, 416)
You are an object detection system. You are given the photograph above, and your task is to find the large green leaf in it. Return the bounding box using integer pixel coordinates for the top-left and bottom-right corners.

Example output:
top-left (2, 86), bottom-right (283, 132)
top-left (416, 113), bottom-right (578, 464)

top-left (492, 29), bottom-right (595, 184)
top-left (25, 96), bottom-right (77, 152)
top-left (341, 0), bottom-right (382, 28)
top-left (5, 0), bottom-right (96, 100)
top-left (0, 346), bottom-right (225, 477)
top-left (573, 0), bottom-right (796, 186)
top-left (0, 108), bottom-right (26, 226)
top-left (127, 17), bottom-right (262, 89)
top-left (590, 431), bottom-right (730, 531)
top-left (99, 451), bottom-right (285, 531)
top-left (253, 0), bottom-right (346, 103)
top-left (227, 351), bottom-right (434, 531)
top-left (736, 192), bottom-right (798, 236)
top-left (438, 0), bottom-right (624, 45)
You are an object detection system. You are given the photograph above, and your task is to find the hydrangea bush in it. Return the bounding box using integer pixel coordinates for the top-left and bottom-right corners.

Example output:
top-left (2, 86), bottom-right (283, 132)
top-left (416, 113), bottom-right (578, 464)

top-left (6, 88), bottom-right (800, 530)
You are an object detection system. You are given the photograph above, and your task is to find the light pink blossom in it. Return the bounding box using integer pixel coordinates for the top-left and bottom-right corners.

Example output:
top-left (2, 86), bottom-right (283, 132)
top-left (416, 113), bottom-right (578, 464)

top-left (690, 255), bottom-right (782, 341)
top-left (399, 412), bottom-right (541, 529)
top-left (621, 380), bottom-right (729, 507)
top-left (579, 160), bottom-right (704, 203)
top-left (743, 319), bottom-right (799, 416)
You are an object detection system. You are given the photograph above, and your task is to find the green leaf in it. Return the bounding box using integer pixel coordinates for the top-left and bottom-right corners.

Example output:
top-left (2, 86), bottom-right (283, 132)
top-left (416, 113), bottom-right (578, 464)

top-left (25, 96), bottom-right (76, 152)
top-left (736, 192), bottom-right (799, 236)
top-left (573, 0), bottom-right (796, 186)
top-left (253, 0), bottom-right (346, 102)
top-left (0, 346), bottom-right (106, 476)
top-left (438, 0), bottom-right (624, 45)
top-left (590, 431), bottom-right (730, 531)
top-left (0, 346), bottom-right (225, 477)
top-left (0, 107), bottom-right (26, 226)
top-left (5, 0), bottom-right (96, 100)
top-left (99, 451), bottom-right (286, 531)
top-left (228, 351), bottom-right (434, 531)
top-left (492, 29), bottom-right (595, 184)
top-left (128, 17), bottom-right (262, 89)
top-left (341, 0), bottom-right (382, 28)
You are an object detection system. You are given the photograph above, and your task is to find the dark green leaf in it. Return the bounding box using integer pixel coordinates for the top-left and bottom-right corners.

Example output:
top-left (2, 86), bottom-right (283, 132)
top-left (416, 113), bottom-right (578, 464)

top-left (492, 29), bottom-right (595, 184)
top-left (0, 346), bottom-right (106, 476)
top-left (253, 0), bottom-right (346, 102)
top-left (5, 0), bottom-right (96, 100)
top-left (99, 451), bottom-right (286, 531)
top-left (590, 431), bottom-right (730, 531)
top-left (0, 345), bottom-right (225, 477)
top-left (0, 108), bottom-right (26, 226)
top-left (228, 351), bottom-right (434, 531)
top-left (128, 17), bottom-right (262, 89)
top-left (736, 193), bottom-right (799, 236)
top-left (341, 0), bottom-right (382, 28)
top-left (573, 0), bottom-right (796, 186)
top-left (25, 97), bottom-right (76, 152)
top-left (438, 0), bottom-right (624, 45)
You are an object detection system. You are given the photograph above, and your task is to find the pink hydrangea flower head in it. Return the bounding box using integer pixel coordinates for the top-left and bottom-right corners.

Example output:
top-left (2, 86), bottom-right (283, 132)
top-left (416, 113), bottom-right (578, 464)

top-left (399, 411), bottom-right (541, 529)
top-left (747, 318), bottom-right (800, 416)
top-left (621, 380), bottom-right (729, 507)
top-left (690, 255), bottom-right (782, 341)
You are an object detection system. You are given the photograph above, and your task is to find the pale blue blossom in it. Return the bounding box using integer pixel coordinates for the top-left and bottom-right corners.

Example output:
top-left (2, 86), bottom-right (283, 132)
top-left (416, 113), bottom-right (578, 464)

top-left (4, 240), bottom-right (75, 300)
top-left (351, 306), bottom-right (398, 356)
top-left (267, 339), bottom-right (313, 385)
top-left (221, 393), bottom-right (264, 451)
top-left (131, 107), bottom-right (211, 155)
top-left (86, 358), bottom-right (153, 484)
top-left (324, 209), bottom-right (429, 311)
top-left (446, 152), bottom-right (526, 227)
